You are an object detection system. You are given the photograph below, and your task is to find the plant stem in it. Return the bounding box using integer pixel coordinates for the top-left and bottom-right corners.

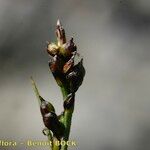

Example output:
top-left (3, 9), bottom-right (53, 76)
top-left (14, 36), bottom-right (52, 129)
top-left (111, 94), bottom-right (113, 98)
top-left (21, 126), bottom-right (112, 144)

top-left (61, 109), bottom-right (74, 150)
top-left (52, 137), bottom-right (61, 150)
top-left (60, 85), bottom-right (70, 100)
top-left (60, 86), bottom-right (75, 150)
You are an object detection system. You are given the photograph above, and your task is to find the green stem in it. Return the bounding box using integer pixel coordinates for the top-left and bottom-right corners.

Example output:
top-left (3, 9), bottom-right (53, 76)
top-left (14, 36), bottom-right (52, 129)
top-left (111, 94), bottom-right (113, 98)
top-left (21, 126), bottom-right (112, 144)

top-left (52, 137), bottom-right (61, 150)
top-left (61, 109), bottom-right (74, 150)
top-left (60, 86), bottom-right (74, 150)
top-left (60, 85), bottom-right (70, 100)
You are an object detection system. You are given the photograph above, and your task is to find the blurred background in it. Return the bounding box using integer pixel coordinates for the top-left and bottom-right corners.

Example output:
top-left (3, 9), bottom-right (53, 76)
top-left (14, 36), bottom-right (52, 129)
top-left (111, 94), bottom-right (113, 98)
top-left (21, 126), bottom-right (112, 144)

top-left (0, 0), bottom-right (150, 150)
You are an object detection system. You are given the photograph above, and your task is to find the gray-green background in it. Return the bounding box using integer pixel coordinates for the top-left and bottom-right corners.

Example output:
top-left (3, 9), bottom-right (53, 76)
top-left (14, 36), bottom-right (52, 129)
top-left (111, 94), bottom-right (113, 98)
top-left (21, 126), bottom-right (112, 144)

top-left (0, 0), bottom-right (150, 149)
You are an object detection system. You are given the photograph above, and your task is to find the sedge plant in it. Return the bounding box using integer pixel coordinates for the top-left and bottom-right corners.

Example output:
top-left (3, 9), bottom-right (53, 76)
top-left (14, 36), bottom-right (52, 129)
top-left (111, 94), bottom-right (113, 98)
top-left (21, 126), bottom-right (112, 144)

top-left (31, 20), bottom-right (85, 150)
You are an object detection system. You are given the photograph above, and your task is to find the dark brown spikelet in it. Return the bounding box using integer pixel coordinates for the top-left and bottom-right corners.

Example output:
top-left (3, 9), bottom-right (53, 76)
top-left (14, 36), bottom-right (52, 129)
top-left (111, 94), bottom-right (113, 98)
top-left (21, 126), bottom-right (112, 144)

top-left (43, 112), bottom-right (64, 139)
top-left (66, 59), bottom-right (85, 93)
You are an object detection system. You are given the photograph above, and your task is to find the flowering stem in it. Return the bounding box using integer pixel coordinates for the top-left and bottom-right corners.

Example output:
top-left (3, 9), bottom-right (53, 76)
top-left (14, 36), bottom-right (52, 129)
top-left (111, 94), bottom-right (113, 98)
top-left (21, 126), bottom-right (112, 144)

top-left (31, 20), bottom-right (85, 150)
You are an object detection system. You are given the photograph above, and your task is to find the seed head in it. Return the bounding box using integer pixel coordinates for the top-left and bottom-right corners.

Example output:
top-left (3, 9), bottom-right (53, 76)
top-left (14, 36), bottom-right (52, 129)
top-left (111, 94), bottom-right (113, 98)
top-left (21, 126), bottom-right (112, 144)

top-left (47, 20), bottom-right (85, 94)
